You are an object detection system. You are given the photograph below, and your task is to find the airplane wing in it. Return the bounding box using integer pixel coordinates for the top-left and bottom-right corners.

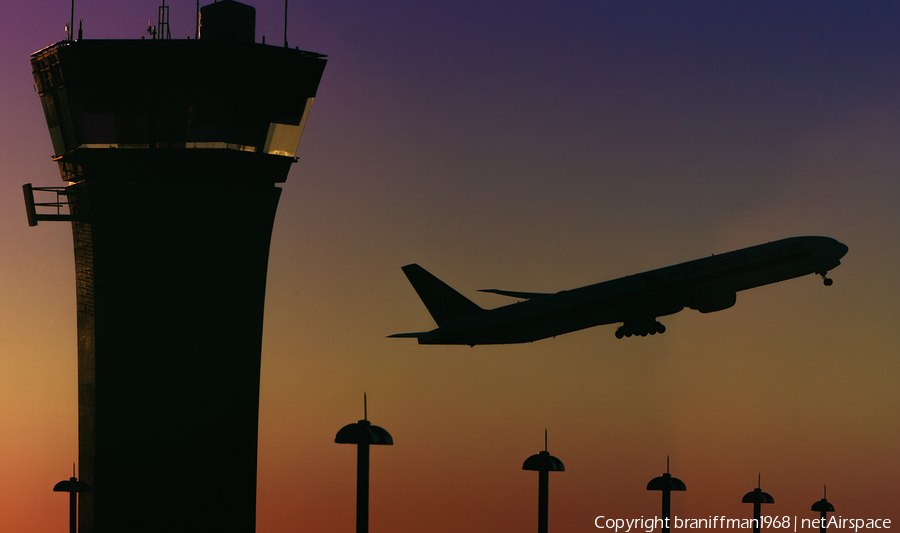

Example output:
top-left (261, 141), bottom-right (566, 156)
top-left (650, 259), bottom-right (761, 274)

top-left (477, 289), bottom-right (552, 300)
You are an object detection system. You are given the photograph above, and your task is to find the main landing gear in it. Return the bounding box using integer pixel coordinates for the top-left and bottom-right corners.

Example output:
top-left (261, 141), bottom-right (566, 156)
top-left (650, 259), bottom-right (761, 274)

top-left (818, 271), bottom-right (834, 286)
top-left (615, 320), bottom-right (665, 339)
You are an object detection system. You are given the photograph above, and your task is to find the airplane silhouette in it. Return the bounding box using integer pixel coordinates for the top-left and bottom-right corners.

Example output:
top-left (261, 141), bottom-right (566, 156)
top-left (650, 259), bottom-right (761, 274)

top-left (389, 236), bottom-right (848, 345)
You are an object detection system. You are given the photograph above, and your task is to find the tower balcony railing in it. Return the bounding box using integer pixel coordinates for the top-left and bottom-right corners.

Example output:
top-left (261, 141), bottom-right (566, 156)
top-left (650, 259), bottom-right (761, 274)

top-left (23, 184), bottom-right (77, 226)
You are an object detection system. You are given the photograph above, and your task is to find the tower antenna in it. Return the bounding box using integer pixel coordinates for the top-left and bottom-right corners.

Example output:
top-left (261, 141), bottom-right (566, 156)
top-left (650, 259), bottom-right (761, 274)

top-left (283, 0), bottom-right (288, 48)
top-left (69, 0), bottom-right (75, 41)
top-left (158, 0), bottom-right (171, 40)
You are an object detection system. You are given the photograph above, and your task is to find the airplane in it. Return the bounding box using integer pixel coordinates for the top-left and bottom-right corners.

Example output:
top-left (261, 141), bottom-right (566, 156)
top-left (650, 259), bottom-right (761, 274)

top-left (389, 236), bottom-right (848, 345)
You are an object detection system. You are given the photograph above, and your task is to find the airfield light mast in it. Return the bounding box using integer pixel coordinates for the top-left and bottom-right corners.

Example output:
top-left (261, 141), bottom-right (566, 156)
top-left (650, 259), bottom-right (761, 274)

top-left (335, 394), bottom-right (394, 533)
top-left (742, 474), bottom-right (775, 533)
top-left (811, 486), bottom-right (835, 533)
top-left (646, 457), bottom-right (686, 533)
top-left (53, 467), bottom-right (93, 533)
top-left (522, 430), bottom-right (565, 533)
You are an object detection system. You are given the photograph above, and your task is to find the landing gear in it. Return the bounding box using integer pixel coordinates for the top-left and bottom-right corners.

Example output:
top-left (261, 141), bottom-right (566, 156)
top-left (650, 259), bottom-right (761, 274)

top-left (817, 271), bottom-right (834, 286)
top-left (615, 320), bottom-right (665, 339)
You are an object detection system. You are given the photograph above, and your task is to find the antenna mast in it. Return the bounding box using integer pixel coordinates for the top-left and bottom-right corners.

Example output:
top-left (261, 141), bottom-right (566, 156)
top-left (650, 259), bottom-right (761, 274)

top-left (284, 0), bottom-right (288, 47)
top-left (69, 0), bottom-right (75, 41)
top-left (158, 0), bottom-right (171, 40)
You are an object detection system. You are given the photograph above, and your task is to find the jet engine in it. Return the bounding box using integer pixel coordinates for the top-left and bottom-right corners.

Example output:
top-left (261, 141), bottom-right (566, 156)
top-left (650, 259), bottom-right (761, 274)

top-left (688, 290), bottom-right (737, 313)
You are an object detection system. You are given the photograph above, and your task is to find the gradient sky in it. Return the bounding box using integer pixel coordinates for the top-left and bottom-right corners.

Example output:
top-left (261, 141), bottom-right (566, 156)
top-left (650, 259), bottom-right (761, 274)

top-left (2, 1), bottom-right (899, 531)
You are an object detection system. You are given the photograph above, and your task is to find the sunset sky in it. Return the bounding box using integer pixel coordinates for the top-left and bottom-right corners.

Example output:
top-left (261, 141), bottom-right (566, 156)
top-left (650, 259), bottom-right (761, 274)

top-left (2, 1), bottom-right (899, 531)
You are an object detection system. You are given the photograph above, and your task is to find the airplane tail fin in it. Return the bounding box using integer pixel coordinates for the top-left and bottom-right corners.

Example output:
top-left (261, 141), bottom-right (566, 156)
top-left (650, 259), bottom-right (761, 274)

top-left (401, 264), bottom-right (484, 326)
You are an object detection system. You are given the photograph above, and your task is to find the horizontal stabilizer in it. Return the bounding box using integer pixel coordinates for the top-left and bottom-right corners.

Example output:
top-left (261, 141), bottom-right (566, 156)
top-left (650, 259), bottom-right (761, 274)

top-left (477, 289), bottom-right (551, 300)
top-left (387, 332), bottom-right (425, 338)
top-left (401, 264), bottom-right (484, 326)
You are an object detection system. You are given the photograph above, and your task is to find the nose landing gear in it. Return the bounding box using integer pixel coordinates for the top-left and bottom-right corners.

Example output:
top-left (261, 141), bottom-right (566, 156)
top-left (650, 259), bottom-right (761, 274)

top-left (818, 271), bottom-right (834, 286)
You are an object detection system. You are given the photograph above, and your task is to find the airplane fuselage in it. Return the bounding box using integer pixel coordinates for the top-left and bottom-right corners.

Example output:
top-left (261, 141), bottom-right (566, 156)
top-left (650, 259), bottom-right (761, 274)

top-left (392, 236), bottom-right (848, 345)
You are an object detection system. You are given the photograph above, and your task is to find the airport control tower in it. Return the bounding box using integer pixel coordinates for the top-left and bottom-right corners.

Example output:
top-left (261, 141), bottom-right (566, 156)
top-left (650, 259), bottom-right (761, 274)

top-left (25, 2), bottom-right (325, 531)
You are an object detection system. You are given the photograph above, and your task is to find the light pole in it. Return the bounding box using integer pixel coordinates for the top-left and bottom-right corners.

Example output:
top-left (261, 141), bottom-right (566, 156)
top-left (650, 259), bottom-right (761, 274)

top-left (53, 468), bottom-right (93, 533)
top-left (522, 430), bottom-right (565, 533)
top-left (742, 474), bottom-right (774, 533)
top-left (646, 457), bottom-right (686, 533)
top-left (335, 394), bottom-right (393, 533)
top-left (811, 486), bottom-right (835, 533)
